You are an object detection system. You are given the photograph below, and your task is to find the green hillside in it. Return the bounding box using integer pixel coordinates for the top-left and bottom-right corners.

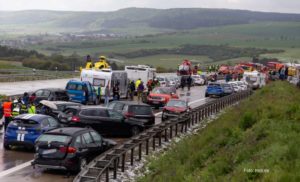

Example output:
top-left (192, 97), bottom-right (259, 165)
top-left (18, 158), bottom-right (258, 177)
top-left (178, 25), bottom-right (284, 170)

top-left (1, 8), bottom-right (300, 35)
top-left (139, 81), bottom-right (300, 182)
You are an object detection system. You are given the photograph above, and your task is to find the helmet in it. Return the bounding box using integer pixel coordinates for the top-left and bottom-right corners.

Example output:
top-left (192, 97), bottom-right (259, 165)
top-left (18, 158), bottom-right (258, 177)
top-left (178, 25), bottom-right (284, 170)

top-left (99, 56), bottom-right (106, 60)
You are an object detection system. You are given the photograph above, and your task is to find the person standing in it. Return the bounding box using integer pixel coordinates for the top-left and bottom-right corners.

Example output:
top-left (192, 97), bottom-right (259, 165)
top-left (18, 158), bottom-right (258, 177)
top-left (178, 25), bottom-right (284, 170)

top-left (29, 93), bottom-right (36, 105)
top-left (135, 78), bottom-right (141, 92)
top-left (3, 97), bottom-right (13, 131)
top-left (104, 84), bottom-right (110, 106)
top-left (129, 81), bottom-right (135, 101)
top-left (112, 84), bottom-right (120, 100)
top-left (137, 81), bottom-right (145, 104)
top-left (22, 92), bottom-right (29, 106)
top-left (180, 76), bottom-right (186, 91)
top-left (28, 102), bottom-right (36, 114)
top-left (97, 86), bottom-right (101, 104)
top-left (147, 79), bottom-right (153, 95)
top-left (187, 76), bottom-right (192, 91)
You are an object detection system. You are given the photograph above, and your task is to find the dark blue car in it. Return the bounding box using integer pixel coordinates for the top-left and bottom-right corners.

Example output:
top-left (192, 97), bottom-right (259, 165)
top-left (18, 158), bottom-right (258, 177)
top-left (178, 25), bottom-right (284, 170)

top-left (205, 83), bottom-right (233, 97)
top-left (4, 114), bottom-right (60, 150)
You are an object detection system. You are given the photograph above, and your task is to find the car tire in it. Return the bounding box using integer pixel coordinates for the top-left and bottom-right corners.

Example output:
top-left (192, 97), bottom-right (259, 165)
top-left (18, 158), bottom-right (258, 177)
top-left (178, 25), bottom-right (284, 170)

top-left (79, 158), bottom-right (87, 171)
top-left (131, 126), bottom-right (140, 136)
top-left (4, 143), bottom-right (11, 150)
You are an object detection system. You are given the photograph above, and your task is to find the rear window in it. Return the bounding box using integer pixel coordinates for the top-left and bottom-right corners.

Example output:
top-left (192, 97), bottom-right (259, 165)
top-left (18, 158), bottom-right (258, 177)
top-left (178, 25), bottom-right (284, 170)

top-left (208, 83), bottom-right (221, 87)
top-left (129, 106), bottom-right (152, 115)
top-left (66, 83), bottom-right (84, 91)
top-left (37, 134), bottom-right (71, 144)
top-left (12, 119), bottom-right (39, 126)
top-left (55, 91), bottom-right (68, 97)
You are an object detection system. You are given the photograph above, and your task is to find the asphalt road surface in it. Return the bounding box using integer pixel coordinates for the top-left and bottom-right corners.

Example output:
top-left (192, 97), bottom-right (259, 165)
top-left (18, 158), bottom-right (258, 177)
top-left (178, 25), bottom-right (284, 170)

top-left (0, 85), bottom-right (210, 182)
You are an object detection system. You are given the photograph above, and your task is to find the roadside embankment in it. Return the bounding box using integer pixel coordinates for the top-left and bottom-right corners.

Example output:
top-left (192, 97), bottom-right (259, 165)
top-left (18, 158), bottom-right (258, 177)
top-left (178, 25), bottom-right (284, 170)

top-left (138, 81), bottom-right (300, 182)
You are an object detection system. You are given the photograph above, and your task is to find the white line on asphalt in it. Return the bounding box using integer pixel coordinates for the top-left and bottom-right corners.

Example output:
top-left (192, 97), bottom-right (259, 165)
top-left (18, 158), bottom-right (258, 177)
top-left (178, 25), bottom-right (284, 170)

top-left (0, 98), bottom-right (207, 178)
top-left (0, 160), bottom-right (33, 178)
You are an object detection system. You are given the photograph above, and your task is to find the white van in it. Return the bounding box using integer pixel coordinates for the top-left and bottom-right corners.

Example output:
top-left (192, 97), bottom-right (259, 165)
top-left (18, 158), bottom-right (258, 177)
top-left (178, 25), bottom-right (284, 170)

top-left (125, 65), bottom-right (156, 85)
top-left (80, 69), bottom-right (128, 99)
top-left (243, 71), bottom-right (266, 89)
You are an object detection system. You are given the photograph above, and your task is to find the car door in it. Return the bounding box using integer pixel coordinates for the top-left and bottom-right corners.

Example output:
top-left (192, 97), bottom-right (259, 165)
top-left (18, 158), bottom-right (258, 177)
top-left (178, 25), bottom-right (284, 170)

top-left (82, 132), bottom-right (99, 160)
top-left (89, 131), bottom-right (104, 154)
top-left (74, 134), bottom-right (89, 159)
top-left (47, 117), bottom-right (60, 130)
top-left (79, 109), bottom-right (108, 135)
top-left (34, 89), bottom-right (45, 103)
top-left (40, 119), bottom-right (51, 133)
top-left (107, 109), bottom-right (127, 136)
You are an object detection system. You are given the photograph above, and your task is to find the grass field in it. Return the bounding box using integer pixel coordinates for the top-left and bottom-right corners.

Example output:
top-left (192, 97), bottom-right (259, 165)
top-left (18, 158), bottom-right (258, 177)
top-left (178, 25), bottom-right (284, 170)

top-left (139, 81), bottom-right (300, 182)
top-left (121, 54), bottom-right (212, 69)
top-left (0, 60), bottom-right (28, 69)
top-left (22, 21), bottom-right (300, 68)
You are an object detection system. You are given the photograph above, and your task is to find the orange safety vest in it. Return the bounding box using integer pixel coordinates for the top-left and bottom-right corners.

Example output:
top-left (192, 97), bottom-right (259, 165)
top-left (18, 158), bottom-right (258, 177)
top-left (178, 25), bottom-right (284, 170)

top-left (3, 102), bottom-right (12, 117)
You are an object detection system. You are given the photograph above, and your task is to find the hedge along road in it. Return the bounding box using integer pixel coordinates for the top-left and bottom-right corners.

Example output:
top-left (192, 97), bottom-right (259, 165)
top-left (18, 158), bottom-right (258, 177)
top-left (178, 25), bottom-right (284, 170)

top-left (0, 85), bottom-right (211, 182)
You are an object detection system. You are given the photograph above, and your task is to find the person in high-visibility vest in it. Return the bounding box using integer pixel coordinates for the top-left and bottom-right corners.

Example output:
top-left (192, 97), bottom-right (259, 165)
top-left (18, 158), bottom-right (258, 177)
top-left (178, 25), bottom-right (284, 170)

top-left (3, 97), bottom-right (13, 131)
top-left (135, 78), bottom-right (141, 91)
top-left (28, 102), bottom-right (36, 114)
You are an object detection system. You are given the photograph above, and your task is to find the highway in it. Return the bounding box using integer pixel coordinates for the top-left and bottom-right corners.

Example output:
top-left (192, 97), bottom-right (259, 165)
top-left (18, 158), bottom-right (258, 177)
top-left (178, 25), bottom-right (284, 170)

top-left (0, 85), bottom-right (210, 182)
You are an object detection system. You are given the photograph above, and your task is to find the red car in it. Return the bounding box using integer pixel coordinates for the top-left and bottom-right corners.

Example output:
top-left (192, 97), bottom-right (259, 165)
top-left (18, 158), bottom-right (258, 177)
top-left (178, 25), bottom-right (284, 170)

top-left (147, 87), bottom-right (178, 108)
top-left (161, 99), bottom-right (190, 121)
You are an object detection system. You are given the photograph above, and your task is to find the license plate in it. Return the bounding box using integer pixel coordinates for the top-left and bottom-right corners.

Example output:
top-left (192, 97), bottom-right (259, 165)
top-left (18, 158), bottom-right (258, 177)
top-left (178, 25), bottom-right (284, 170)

top-left (16, 130), bottom-right (28, 134)
top-left (42, 149), bottom-right (57, 154)
top-left (153, 101), bottom-right (160, 104)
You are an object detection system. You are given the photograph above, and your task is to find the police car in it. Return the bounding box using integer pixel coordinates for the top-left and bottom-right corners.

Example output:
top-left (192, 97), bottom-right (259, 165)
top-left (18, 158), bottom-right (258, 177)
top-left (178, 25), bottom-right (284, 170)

top-left (4, 114), bottom-right (60, 150)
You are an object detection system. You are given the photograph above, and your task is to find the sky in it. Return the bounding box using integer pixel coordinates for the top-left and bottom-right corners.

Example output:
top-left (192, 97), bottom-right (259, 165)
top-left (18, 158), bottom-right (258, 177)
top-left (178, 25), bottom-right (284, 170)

top-left (0, 0), bottom-right (300, 14)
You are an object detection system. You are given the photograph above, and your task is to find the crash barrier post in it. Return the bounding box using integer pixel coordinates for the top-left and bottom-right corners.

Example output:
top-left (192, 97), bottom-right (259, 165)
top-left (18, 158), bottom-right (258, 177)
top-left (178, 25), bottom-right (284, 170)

top-left (73, 90), bottom-right (252, 182)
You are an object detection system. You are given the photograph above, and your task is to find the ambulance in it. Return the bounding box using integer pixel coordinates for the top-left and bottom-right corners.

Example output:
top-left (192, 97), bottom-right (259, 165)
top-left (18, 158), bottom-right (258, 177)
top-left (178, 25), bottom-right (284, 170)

top-left (80, 68), bottom-right (128, 99)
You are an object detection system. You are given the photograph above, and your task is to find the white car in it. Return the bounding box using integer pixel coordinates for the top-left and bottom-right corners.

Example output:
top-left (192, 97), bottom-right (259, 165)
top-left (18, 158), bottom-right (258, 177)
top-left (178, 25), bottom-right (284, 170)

top-left (157, 76), bottom-right (169, 87)
top-left (228, 81), bottom-right (242, 92)
top-left (191, 75), bottom-right (205, 86)
top-left (236, 81), bottom-right (248, 91)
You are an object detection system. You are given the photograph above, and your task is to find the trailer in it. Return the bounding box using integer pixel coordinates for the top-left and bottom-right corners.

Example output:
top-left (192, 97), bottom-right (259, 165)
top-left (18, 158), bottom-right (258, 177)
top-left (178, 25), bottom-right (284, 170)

top-left (125, 65), bottom-right (156, 85)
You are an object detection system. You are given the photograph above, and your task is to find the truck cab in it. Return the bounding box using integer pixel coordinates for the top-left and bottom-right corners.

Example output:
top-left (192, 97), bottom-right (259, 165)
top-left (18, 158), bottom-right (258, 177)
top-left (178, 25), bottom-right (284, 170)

top-left (66, 80), bottom-right (97, 105)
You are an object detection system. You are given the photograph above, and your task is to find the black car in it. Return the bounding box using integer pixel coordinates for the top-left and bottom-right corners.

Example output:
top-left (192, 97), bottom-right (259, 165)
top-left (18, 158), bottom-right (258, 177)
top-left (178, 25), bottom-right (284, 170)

top-left (33, 88), bottom-right (69, 103)
top-left (59, 106), bottom-right (146, 137)
top-left (107, 101), bottom-right (155, 128)
top-left (32, 127), bottom-right (116, 172)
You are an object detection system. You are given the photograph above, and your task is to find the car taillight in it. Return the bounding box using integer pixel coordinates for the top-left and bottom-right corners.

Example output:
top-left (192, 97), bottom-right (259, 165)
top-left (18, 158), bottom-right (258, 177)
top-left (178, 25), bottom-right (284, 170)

top-left (71, 116), bottom-right (80, 122)
top-left (125, 112), bottom-right (134, 118)
top-left (59, 146), bottom-right (76, 154)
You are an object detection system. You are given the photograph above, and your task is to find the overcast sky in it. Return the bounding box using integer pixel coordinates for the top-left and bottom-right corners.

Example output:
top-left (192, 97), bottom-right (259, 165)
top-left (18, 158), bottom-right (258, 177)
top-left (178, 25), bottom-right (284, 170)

top-left (0, 0), bottom-right (300, 14)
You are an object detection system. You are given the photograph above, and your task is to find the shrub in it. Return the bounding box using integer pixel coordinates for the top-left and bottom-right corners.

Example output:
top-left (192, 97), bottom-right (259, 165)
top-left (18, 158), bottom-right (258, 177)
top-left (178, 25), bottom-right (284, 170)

top-left (239, 112), bottom-right (257, 130)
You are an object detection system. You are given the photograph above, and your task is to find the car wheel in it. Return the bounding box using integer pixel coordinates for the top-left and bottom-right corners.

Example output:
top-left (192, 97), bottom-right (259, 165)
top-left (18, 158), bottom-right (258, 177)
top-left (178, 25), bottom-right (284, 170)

top-left (131, 126), bottom-right (140, 136)
top-left (79, 158), bottom-right (87, 171)
top-left (4, 143), bottom-right (11, 150)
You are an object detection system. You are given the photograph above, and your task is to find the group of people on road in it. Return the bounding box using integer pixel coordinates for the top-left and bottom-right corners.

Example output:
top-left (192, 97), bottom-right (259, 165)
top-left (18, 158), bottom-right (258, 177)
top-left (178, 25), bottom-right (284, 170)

top-left (180, 75), bottom-right (193, 91)
top-left (1, 92), bottom-right (37, 131)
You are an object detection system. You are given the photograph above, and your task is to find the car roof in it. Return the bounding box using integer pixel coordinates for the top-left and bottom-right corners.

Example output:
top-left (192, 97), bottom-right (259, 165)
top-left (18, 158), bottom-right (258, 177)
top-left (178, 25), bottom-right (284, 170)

top-left (46, 127), bottom-right (90, 136)
top-left (110, 101), bottom-right (149, 106)
top-left (15, 114), bottom-right (50, 122)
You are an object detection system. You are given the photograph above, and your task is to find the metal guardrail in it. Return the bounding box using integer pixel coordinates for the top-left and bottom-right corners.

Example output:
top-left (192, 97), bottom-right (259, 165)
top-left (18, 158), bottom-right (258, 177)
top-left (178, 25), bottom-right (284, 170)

top-left (0, 69), bottom-right (79, 82)
top-left (74, 90), bottom-right (252, 182)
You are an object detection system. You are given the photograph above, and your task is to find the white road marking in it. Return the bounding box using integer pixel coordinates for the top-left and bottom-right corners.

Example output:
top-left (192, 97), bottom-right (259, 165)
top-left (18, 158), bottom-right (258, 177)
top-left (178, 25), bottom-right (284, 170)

top-left (0, 160), bottom-right (33, 179)
top-left (0, 97), bottom-right (208, 178)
